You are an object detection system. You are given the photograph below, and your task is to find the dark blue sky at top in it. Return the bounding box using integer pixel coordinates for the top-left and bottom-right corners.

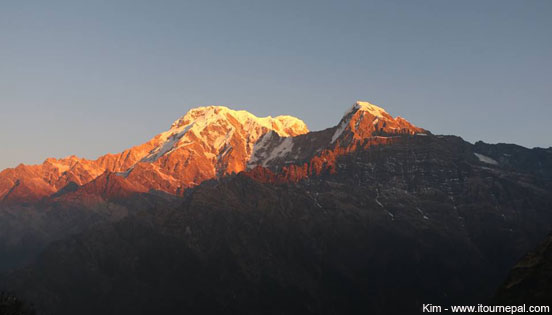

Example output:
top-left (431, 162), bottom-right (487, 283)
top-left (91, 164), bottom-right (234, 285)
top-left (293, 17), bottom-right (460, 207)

top-left (1, 0), bottom-right (551, 169)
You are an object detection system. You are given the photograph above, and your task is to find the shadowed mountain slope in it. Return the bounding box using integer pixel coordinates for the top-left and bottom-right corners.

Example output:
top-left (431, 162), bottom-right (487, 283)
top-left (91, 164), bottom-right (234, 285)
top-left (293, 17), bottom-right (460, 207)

top-left (495, 231), bottom-right (552, 305)
top-left (4, 134), bottom-right (552, 315)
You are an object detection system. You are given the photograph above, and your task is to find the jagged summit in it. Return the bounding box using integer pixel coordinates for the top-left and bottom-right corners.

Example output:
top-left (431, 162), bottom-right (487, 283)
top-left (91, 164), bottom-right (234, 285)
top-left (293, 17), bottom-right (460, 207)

top-left (330, 101), bottom-right (424, 144)
top-left (141, 105), bottom-right (308, 165)
top-left (169, 105), bottom-right (308, 136)
top-left (349, 101), bottom-right (389, 118)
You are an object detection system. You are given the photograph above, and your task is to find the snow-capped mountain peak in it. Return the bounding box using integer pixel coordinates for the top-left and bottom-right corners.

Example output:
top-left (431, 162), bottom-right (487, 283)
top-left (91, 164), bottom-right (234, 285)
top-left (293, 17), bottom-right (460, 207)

top-left (350, 101), bottom-right (389, 118)
top-left (143, 105), bottom-right (308, 163)
top-left (331, 101), bottom-right (424, 144)
top-left (0, 102), bottom-right (424, 202)
top-left (169, 106), bottom-right (307, 136)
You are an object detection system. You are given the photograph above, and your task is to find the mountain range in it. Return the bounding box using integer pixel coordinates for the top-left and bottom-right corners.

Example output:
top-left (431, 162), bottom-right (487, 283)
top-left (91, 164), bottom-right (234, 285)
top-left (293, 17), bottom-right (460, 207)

top-left (0, 102), bottom-right (424, 203)
top-left (1, 101), bottom-right (551, 314)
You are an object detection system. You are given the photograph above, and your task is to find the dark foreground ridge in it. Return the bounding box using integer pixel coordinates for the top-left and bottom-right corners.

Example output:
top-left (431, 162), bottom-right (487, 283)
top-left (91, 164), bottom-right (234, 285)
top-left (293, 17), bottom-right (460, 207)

top-left (0, 292), bottom-right (36, 315)
top-left (495, 231), bottom-right (552, 305)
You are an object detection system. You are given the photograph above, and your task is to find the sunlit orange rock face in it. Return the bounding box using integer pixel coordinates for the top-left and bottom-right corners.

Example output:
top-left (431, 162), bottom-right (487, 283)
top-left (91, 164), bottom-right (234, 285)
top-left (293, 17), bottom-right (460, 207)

top-left (334, 101), bottom-right (424, 145)
top-left (0, 101), bottom-right (425, 203)
top-left (244, 101), bottom-right (426, 183)
top-left (0, 106), bottom-right (309, 202)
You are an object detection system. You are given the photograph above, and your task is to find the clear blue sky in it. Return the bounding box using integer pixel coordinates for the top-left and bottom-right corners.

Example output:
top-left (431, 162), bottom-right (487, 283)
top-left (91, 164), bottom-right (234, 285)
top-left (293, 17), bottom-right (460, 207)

top-left (1, 0), bottom-right (551, 169)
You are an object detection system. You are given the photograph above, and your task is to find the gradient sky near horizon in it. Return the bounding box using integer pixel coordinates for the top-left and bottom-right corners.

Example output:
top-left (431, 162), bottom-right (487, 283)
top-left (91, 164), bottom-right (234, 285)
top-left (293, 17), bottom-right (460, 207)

top-left (1, 0), bottom-right (551, 170)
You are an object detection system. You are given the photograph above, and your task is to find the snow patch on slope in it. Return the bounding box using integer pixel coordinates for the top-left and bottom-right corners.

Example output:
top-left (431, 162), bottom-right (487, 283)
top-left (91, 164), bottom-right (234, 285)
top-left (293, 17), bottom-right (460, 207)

top-left (247, 131), bottom-right (297, 168)
top-left (262, 137), bottom-right (295, 167)
top-left (474, 153), bottom-right (498, 165)
top-left (46, 160), bottom-right (71, 173)
top-left (331, 120), bottom-right (348, 143)
top-left (142, 124), bottom-right (194, 162)
top-left (248, 131), bottom-right (274, 167)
